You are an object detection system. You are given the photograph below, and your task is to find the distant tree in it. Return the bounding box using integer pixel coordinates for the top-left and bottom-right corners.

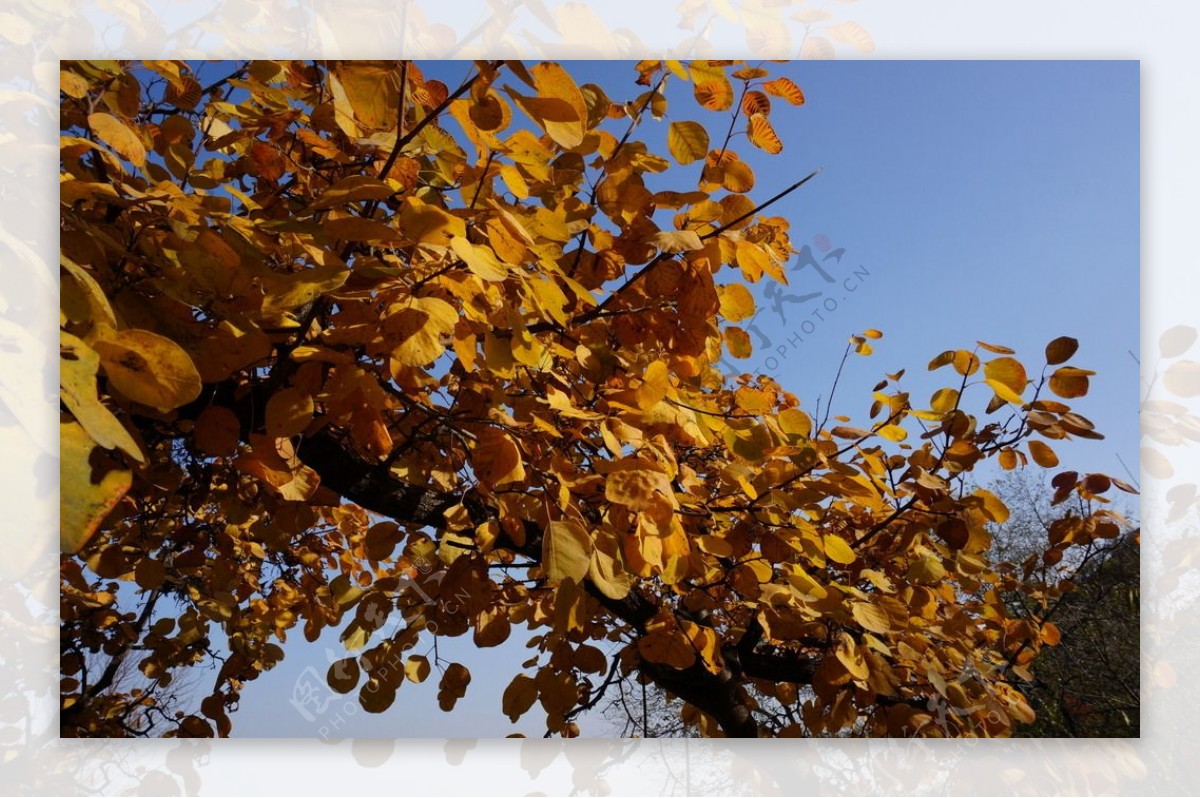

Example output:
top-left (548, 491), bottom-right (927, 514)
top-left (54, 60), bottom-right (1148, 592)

top-left (981, 470), bottom-right (1139, 737)
top-left (60, 59), bottom-right (1133, 738)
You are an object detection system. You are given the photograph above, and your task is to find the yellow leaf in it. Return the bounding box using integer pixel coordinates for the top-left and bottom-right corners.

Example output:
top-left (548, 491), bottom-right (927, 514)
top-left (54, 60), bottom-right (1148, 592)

top-left (876, 424), bottom-right (907, 442)
top-left (722, 158), bottom-right (755, 193)
top-left (589, 530), bottom-right (632, 600)
top-left (265, 387), bottom-right (314, 439)
top-left (824, 534), bottom-right (856, 565)
top-left (747, 113), bottom-right (782, 154)
top-left (690, 62), bottom-right (734, 111)
top-left (777, 408), bottom-right (813, 438)
top-left (638, 624), bottom-right (696, 669)
top-left (504, 62), bottom-right (587, 149)
top-left (543, 520), bottom-right (593, 583)
top-left (975, 488), bottom-right (1010, 522)
top-left (762, 77), bottom-right (806, 105)
top-left (785, 566), bottom-right (828, 600)
top-left (450, 236), bottom-right (509, 282)
top-left (189, 321), bottom-right (275, 382)
top-left (735, 240), bottom-right (770, 282)
top-left (851, 601), bottom-right (891, 634)
top-left (835, 632), bottom-right (869, 680)
top-left (718, 283), bottom-right (755, 322)
top-left (403, 654), bottom-right (431, 684)
top-left (1040, 621), bottom-right (1062, 645)
top-left (605, 467), bottom-right (675, 511)
top-left (528, 276), bottom-right (569, 326)
top-left (472, 604), bottom-right (511, 648)
top-left (61, 256), bottom-right (117, 330)
top-left (652, 230), bottom-right (704, 253)
top-left (60, 332), bottom-right (144, 462)
top-left (92, 327), bottom-right (202, 412)
top-left (329, 61), bottom-right (401, 134)
top-left (473, 426), bottom-right (525, 488)
top-left (61, 420), bottom-right (131, 554)
top-left (983, 356), bottom-right (1027, 396)
top-left (396, 197), bottom-right (467, 247)
top-left (724, 326), bottom-right (752, 359)
top-left (985, 378), bottom-right (1025, 406)
top-left (87, 112), bottom-right (146, 166)
top-left (695, 535), bottom-right (733, 557)
top-left (133, 557), bottom-right (167, 590)
top-left (681, 620), bottom-right (722, 674)
top-left (309, 175), bottom-right (395, 209)
top-left (387, 296), bottom-right (458, 367)
top-left (930, 388), bottom-right (959, 414)
top-left (906, 554), bottom-right (945, 584)
top-left (60, 70), bottom-right (90, 99)
top-left (977, 340), bottom-right (1015, 354)
top-left (667, 120), bottom-right (709, 165)
top-left (928, 350), bottom-right (955, 371)
top-left (952, 350), bottom-right (980, 376)
top-left (637, 361), bottom-right (670, 409)
top-left (260, 263), bottom-right (351, 315)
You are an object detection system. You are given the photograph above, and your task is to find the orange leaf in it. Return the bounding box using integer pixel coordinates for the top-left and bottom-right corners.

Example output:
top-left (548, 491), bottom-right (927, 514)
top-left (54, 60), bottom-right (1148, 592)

top-left (741, 90), bottom-right (771, 116)
top-left (473, 427), bottom-right (525, 488)
top-left (762, 77), bottom-right (805, 105)
top-left (747, 113), bottom-right (782, 154)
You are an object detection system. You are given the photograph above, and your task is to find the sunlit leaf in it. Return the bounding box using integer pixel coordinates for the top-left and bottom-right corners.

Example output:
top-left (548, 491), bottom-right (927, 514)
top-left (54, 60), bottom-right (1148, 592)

top-left (667, 120), bottom-right (709, 165)
top-left (543, 521), bottom-right (593, 583)
top-left (60, 332), bottom-right (143, 462)
top-left (92, 327), bottom-right (202, 412)
top-left (824, 534), bottom-right (856, 565)
top-left (61, 420), bottom-right (131, 554)
top-left (472, 427), bottom-right (526, 488)
top-left (87, 112), bottom-right (146, 166)
top-left (762, 77), bottom-right (805, 105)
top-left (747, 113), bottom-right (782, 154)
top-left (265, 388), bottom-right (314, 439)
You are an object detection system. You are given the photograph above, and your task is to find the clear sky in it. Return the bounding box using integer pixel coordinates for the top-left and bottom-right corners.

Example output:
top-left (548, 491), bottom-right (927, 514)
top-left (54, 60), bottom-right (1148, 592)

top-left (230, 59), bottom-right (1140, 737)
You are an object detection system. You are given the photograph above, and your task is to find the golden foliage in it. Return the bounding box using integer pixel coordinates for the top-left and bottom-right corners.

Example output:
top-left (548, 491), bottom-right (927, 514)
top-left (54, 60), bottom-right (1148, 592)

top-left (58, 59), bottom-right (1125, 741)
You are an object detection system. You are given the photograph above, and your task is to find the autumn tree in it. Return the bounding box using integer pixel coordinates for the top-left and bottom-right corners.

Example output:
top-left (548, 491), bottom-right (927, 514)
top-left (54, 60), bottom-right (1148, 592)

top-left (59, 59), bottom-right (1135, 738)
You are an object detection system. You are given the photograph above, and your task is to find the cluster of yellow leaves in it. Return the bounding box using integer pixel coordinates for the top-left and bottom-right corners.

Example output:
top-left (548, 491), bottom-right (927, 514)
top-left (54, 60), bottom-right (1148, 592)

top-left (59, 58), bottom-right (1127, 740)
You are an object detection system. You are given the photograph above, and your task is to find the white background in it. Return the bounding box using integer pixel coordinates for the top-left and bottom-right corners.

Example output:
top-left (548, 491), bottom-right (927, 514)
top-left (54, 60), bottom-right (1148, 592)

top-left (2, 1), bottom-right (1197, 794)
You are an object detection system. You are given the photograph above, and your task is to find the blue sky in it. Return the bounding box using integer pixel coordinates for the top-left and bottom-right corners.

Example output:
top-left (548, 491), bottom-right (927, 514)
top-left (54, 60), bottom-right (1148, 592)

top-left (230, 60), bottom-right (1139, 737)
